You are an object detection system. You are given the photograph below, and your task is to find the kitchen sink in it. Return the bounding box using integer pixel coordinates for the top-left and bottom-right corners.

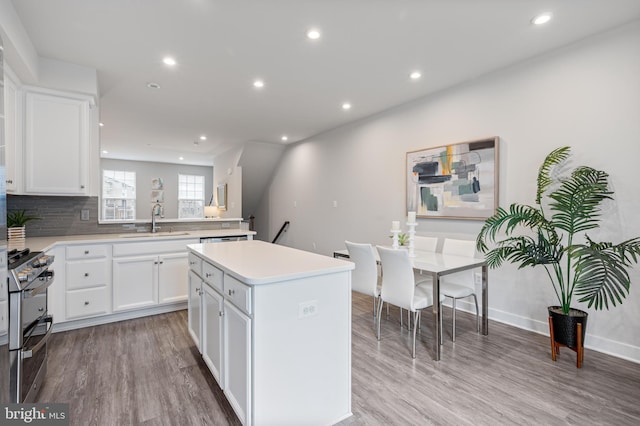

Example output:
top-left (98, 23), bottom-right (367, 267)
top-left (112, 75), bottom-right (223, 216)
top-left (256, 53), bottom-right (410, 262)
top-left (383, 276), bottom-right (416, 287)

top-left (117, 232), bottom-right (191, 238)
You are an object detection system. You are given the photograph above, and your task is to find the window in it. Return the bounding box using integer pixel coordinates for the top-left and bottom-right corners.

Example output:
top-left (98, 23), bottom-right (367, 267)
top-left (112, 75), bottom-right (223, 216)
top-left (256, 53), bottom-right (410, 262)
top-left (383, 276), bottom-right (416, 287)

top-left (178, 174), bottom-right (205, 219)
top-left (102, 170), bottom-right (136, 221)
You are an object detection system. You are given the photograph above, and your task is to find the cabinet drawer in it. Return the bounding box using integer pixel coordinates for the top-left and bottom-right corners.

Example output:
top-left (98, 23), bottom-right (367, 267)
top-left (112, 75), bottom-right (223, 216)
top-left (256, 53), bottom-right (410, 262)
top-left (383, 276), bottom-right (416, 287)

top-left (66, 259), bottom-right (109, 290)
top-left (203, 262), bottom-right (223, 293)
top-left (66, 244), bottom-right (109, 260)
top-left (66, 286), bottom-right (109, 319)
top-left (224, 275), bottom-right (252, 315)
top-left (188, 253), bottom-right (203, 276)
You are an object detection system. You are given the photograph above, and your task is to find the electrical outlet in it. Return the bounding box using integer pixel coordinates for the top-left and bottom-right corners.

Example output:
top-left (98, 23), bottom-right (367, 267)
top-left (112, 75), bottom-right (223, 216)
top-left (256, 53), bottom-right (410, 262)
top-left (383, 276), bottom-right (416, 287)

top-left (81, 209), bottom-right (90, 221)
top-left (474, 272), bottom-right (483, 286)
top-left (298, 300), bottom-right (318, 318)
top-left (221, 222), bottom-right (230, 228)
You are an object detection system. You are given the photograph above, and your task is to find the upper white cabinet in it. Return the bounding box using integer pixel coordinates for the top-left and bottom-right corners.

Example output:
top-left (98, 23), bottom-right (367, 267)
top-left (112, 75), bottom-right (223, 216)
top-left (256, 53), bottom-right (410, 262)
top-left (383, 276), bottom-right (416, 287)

top-left (23, 87), bottom-right (94, 195)
top-left (4, 67), bottom-right (22, 193)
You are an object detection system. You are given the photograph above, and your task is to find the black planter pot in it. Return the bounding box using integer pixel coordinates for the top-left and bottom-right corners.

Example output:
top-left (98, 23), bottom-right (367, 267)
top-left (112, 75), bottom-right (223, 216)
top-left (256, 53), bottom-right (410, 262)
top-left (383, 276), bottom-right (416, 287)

top-left (548, 306), bottom-right (588, 349)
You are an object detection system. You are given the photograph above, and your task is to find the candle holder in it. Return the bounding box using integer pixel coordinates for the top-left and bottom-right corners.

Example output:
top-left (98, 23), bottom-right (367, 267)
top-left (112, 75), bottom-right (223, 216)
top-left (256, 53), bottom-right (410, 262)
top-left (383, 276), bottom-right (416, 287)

top-left (390, 229), bottom-right (401, 249)
top-left (406, 222), bottom-right (418, 257)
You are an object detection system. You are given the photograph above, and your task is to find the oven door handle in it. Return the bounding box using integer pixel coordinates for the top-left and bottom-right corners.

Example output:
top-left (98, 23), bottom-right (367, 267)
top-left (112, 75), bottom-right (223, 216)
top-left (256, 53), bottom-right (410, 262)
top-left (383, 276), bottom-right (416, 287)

top-left (24, 273), bottom-right (55, 298)
top-left (22, 315), bottom-right (54, 360)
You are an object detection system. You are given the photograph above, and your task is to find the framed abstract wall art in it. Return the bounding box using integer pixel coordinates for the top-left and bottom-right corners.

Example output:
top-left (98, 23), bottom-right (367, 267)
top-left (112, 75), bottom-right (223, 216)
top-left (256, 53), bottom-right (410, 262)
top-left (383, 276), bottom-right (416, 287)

top-left (406, 137), bottom-right (499, 220)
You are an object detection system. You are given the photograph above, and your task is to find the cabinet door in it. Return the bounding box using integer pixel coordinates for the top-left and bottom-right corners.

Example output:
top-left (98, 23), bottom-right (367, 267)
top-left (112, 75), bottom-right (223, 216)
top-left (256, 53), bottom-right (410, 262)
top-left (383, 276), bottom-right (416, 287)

top-left (112, 255), bottom-right (157, 311)
top-left (4, 70), bottom-right (21, 193)
top-left (24, 90), bottom-right (90, 195)
top-left (202, 284), bottom-right (224, 387)
top-left (187, 270), bottom-right (202, 351)
top-left (158, 252), bottom-right (189, 304)
top-left (224, 301), bottom-right (252, 425)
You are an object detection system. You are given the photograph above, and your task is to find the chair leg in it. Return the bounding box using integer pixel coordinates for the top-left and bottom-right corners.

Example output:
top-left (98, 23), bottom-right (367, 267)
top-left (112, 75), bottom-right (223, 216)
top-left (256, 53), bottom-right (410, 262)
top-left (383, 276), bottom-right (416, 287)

top-left (472, 293), bottom-right (479, 333)
top-left (376, 298), bottom-right (384, 340)
top-left (412, 311), bottom-right (419, 358)
top-left (439, 302), bottom-right (443, 346)
top-left (373, 296), bottom-right (377, 318)
top-left (452, 298), bottom-right (457, 342)
top-left (400, 308), bottom-right (404, 329)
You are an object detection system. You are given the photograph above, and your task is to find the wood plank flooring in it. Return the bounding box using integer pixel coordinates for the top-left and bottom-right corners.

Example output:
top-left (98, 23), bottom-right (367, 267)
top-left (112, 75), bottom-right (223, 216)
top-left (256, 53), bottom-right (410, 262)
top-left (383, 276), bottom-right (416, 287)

top-left (37, 293), bottom-right (640, 425)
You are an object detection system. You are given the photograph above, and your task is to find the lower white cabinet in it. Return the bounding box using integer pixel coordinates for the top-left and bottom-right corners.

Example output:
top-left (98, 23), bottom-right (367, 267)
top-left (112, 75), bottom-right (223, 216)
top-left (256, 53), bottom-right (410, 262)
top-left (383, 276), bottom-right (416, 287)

top-left (224, 299), bottom-right (252, 425)
top-left (112, 250), bottom-right (190, 312)
top-left (187, 270), bottom-right (202, 350)
top-left (112, 255), bottom-right (158, 311)
top-left (202, 283), bottom-right (224, 387)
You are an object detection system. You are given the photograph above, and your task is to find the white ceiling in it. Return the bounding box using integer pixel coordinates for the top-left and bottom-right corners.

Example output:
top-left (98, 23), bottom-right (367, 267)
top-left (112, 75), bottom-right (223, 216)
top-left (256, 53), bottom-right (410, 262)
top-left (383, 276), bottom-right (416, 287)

top-left (10, 0), bottom-right (640, 166)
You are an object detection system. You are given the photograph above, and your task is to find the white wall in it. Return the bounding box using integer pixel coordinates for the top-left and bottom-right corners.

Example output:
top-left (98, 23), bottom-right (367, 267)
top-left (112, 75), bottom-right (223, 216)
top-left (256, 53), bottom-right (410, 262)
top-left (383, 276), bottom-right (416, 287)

top-left (102, 158), bottom-right (213, 220)
top-left (256, 21), bottom-right (640, 362)
top-left (213, 146), bottom-right (243, 219)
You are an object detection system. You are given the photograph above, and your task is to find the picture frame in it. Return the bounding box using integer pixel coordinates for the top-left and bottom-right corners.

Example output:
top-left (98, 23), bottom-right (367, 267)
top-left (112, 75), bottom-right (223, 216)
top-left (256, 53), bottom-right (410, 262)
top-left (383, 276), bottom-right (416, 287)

top-left (406, 137), bottom-right (499, 220)
top-left (217, 183), bottom-right (227, 211)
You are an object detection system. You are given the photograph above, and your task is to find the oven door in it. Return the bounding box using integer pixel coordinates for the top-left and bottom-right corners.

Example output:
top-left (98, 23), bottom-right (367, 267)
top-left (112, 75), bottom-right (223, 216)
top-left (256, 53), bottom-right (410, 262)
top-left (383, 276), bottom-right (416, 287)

top-left (20, 313), bottom-right (53, 402)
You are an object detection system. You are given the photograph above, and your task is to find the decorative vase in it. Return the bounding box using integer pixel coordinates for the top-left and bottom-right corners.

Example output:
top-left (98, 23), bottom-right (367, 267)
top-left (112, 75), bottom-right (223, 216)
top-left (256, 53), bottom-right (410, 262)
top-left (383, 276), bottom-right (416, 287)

top-left (8, 225), bottom-right (25, 240)
top-left (8, 226), bottom-right (26, 250)
top-left (548, 306), bottom-right (588, 348)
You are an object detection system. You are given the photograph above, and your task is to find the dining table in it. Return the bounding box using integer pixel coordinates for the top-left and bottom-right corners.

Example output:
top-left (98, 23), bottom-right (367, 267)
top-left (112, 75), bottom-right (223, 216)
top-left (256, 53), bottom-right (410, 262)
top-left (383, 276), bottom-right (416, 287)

top-left (333, 247), bottom-right (488, 361)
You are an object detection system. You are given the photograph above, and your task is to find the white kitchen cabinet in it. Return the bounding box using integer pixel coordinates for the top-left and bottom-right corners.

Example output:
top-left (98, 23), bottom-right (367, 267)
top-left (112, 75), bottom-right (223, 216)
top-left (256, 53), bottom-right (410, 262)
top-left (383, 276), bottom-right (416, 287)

top-left (112, 255), bottom-right (158, 311)
top-left (64, 243), bottom-right (111, 320)
top-left (112, 239), bottom-right (197, 312)
top-left (187, 270), bottom-right (202, 350)
top-left (188, 241), bottom-right (353, 426)
top-left (158, 252), bottom-right (189, 304)
top-left (23, 87), bottom-right (93, 195)
top-left (224, 298), bottom-right (251, 425)
top-left (202, 282), bottom-right (224, 387)
top-left (4, 66), bottom-right (22, 193)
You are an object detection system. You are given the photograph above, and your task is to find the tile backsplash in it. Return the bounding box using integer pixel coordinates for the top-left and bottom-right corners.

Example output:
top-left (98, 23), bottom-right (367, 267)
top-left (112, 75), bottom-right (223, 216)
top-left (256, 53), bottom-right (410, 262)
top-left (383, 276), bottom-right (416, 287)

top-left (7, 195), bottom-right (239, 237)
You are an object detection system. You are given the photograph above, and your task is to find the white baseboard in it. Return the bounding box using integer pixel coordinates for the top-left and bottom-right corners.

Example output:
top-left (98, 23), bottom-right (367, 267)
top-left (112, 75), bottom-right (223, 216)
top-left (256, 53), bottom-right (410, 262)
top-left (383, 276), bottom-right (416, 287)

top-left (448, 299), bottom-right (640, 364)
top-left (52, 302), bottom-right (187, 333)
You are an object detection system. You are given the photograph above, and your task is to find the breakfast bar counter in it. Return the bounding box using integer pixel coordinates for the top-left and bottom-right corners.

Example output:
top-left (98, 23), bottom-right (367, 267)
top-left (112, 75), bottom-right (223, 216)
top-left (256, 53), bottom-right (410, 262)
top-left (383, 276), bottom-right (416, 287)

top-left (187, 240), bottom-right (354, 425)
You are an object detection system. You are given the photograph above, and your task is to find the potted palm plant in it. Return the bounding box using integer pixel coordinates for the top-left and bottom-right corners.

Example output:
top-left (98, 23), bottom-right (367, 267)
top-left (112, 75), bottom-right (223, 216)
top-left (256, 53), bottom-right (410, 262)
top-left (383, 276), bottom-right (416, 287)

top-left (476, 147), bottom-right (640, 363)
top-left (7, 209), bottom-right (40, 241)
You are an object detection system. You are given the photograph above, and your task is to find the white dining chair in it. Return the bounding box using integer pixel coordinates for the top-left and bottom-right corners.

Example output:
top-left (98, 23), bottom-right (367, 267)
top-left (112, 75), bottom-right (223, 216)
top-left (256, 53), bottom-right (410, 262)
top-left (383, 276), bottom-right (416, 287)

top-left (376, 246), bottom-right (444, 358)
top-left (345, 241), bottom-right (381, 318)
top-left (441, 238), bottom-right (479, 341)
top-left (413, 236), bottom-right (438, 252)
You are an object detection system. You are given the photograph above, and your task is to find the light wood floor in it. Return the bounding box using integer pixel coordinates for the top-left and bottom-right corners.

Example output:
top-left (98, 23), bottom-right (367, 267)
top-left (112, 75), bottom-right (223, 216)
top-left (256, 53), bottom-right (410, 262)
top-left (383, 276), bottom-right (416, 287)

top-left (38, 293), bottom-right (640, 425)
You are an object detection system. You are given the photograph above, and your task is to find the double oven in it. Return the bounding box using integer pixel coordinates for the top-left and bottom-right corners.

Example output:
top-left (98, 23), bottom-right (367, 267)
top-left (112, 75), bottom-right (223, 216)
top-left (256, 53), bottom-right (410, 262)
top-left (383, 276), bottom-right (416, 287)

top-left (1, 249), bottom-right (55, 403)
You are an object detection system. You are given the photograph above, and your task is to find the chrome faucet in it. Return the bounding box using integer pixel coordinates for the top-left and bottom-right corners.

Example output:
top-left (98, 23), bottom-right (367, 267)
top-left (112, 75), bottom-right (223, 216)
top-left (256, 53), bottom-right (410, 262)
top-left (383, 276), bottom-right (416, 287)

top-left (151, 203), bottom-right (162, 233)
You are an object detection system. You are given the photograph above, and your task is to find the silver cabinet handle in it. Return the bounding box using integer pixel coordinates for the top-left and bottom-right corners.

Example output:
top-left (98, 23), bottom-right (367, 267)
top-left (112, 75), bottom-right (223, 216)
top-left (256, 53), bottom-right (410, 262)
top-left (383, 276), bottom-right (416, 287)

top-left (81, 185), bottom-right (85, 189)
top-left (84, 250), bottom-right (90, 255)
top-left (84, 272), bottom-right (89, 277)
top-left (84, 301), bottom-right (90, 305)
top-left (38, 307), bottom-right (44, 312)
top-left (205, 273), bottom-right (212, 278)
top-left (189, 261), bottom-right (196, 265)
top-left (228, 289), bottom-right (235, 296)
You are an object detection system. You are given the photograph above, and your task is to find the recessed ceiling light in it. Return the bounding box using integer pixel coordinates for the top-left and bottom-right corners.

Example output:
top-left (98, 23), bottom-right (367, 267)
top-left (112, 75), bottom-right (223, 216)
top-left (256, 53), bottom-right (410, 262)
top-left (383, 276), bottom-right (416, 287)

top-left (410, 71), bottom-right (422, 80)
top-left (281, 135), bottom-right (288, 142)
top-left (147, 82), bottom-right (161, 89)
top-left (532, 13), bottom-right (552, 25)
top-left (253, 79), bottom-right (265, 89)
top-left (200, 135), bottom-right (207, 141)
top-left (307, 29), bottom-right (321, 40)
top-left (99, 122), bottom-right (104, 127)
top-left (102, 150), bottom-right (108, 154)
top-left (179, 156), bottom-right (184, 161)
top-left (342, 102), bottom-right (352, 110)
top-left (163, 56), bottom-right (176, 66)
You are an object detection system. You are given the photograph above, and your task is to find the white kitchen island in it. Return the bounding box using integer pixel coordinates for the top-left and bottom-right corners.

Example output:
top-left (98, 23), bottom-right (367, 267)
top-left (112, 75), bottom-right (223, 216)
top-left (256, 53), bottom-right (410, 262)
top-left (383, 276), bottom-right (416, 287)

top-left (187, 240), bottom-right (354, 426)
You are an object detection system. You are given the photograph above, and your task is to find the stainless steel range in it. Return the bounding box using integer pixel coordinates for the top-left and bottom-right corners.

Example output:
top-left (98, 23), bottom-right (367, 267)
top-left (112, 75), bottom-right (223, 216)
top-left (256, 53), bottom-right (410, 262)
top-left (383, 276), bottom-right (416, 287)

top-left (2, 249), bottom-right (55, 403)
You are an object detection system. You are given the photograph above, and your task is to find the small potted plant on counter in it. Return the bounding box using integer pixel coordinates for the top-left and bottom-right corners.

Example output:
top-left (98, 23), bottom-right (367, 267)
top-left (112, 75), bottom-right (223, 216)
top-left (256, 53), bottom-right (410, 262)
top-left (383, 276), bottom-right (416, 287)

top-left (7, 209), bottom-right (40, 242)
top-left (476, 147), bottom-right (640, 367)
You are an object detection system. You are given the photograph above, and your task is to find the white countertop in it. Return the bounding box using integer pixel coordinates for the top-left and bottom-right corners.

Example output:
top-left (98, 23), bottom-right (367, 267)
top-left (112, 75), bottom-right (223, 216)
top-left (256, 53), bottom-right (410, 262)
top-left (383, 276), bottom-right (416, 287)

top-left (22, 229), bottom-right (257, 252)
top-left (188, 240), bottom-right (354, 285)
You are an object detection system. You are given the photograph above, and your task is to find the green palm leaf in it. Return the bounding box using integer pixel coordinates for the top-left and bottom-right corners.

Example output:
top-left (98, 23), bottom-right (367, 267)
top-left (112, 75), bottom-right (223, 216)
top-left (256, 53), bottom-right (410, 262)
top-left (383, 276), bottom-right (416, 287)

top-left (536, 146), bottom-right (570, 205)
